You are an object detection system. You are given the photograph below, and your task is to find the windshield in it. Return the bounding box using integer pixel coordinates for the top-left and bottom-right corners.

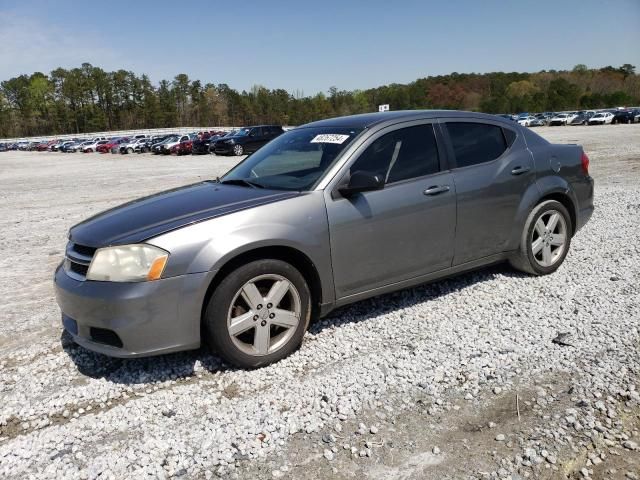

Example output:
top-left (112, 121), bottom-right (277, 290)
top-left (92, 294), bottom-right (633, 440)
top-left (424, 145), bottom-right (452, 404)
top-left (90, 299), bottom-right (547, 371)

top-left (232, 128), bottom-right (252, 137)
top-left (221, 127), bottom-right (363, 191)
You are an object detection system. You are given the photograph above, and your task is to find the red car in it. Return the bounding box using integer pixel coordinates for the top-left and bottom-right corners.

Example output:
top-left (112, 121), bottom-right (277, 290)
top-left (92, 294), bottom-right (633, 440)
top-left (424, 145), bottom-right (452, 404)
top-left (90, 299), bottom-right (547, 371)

top-left (170, 140), bottom-right (193, 155)
top-left (37, 140), bottom-right (58, 151)
top-left (97, 138), bottom-right (128, 154)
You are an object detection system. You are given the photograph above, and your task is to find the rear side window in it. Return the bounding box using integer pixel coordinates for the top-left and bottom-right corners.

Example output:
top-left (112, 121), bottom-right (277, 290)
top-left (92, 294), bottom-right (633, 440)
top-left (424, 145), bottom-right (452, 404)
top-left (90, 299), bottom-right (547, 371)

top-left (445, 122), bottom-right (508, 168)
top-left (350, 124), bottom-right (440, 184)
top-left (503, 128), bottom-right (516, 147)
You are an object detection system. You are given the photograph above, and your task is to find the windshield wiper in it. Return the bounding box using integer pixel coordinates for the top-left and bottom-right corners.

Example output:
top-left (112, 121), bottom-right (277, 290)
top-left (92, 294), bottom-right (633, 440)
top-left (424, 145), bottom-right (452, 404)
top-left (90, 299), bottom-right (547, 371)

top-left (218, 178), bottom-right (265, 189)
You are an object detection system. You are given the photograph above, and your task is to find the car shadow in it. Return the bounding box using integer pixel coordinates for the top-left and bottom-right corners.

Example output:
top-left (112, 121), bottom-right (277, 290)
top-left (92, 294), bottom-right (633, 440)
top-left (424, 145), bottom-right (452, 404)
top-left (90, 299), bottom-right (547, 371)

top-left (309, 262), bottom-right (526, 334)
top-left (61, 262), bottom-right (526, 382)
top-left (60, 330), bottom-right (229, 384)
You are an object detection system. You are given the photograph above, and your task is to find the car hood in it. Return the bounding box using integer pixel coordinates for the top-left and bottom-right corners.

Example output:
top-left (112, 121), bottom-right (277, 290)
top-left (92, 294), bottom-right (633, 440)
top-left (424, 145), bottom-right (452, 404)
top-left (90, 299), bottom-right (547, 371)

top-left (69, 182), bottom-right (301, 247)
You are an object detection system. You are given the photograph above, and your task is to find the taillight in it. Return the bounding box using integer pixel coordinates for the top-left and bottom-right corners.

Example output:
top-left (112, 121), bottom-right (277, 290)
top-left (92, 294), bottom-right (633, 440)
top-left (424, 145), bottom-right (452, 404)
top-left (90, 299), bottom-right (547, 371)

top-left (581, 151), bottom-right (590, 175)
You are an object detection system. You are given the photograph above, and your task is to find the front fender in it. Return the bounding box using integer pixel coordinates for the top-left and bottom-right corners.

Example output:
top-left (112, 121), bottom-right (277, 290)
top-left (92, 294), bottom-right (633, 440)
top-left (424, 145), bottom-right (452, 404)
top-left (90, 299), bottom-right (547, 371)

top-left (148, 192), bottom-right (335, 304)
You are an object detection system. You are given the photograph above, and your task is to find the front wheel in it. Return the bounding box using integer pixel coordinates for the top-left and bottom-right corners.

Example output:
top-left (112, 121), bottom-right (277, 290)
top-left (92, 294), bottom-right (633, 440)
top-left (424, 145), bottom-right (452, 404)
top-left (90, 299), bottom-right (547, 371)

top-left (509, 200), bottom-right (572, 275)
top-left (233, 144), bottom-right (244, 156)
top-left (204, 259), bottom-right (311, 368)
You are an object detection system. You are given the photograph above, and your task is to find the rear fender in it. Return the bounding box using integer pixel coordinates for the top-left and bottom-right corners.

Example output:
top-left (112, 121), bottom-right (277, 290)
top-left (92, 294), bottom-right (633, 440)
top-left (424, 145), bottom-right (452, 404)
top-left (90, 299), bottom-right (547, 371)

top-left (507, 175), bottom-right (577, 250)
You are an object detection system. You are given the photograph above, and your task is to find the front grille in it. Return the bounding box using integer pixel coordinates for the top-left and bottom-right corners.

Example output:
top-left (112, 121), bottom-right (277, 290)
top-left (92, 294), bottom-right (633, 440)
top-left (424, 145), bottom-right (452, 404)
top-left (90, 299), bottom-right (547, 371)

top-left (65, 242), bottom-right (96, 280)
top-left (72, 243), bottom-right (96, 257)
top-left (69, 261), bottom-right (89, 276)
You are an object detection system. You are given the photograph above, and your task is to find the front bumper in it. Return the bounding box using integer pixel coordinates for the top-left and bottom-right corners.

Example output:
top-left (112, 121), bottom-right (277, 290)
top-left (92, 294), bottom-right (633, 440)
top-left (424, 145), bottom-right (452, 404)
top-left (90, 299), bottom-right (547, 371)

top-left (191, 144), bottom-right (210, 154)
top-left (54, 264), bottom-right (211, 357)
top-left (213, 144), bottom-right (233, 154)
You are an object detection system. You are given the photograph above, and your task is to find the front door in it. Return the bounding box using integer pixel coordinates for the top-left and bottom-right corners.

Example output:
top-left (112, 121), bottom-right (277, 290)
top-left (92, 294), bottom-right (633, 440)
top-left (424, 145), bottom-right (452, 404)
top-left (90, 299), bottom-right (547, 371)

top-left (325, 123), bottom-right (457, 299)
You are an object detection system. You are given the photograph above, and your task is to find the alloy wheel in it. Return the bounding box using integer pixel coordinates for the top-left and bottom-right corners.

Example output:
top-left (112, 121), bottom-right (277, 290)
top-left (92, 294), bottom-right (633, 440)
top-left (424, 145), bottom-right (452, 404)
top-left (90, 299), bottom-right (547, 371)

top-left (233, 144), bottom-right (244, 156)
top-left (227, 274), bottom-right (301, 356)
top-left (531, 209), bottom-right (567, 267)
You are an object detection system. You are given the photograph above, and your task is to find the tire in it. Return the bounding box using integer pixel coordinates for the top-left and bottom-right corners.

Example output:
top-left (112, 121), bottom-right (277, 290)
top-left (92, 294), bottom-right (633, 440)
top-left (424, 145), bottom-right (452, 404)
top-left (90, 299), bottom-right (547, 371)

top-left (127, 147), bottom-right (134, 154)
top-left (509, 200), bottom-right (572, 276)
top-left (203, 259), bottom-right (311, 368)
top-left (233, 144), bottom-right (244, 156)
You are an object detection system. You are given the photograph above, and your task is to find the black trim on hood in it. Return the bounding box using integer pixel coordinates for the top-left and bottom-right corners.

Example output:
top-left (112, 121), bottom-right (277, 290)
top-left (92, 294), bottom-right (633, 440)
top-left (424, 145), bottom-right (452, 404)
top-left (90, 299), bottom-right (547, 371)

top-left (69, 181), bottom-right (300, 247)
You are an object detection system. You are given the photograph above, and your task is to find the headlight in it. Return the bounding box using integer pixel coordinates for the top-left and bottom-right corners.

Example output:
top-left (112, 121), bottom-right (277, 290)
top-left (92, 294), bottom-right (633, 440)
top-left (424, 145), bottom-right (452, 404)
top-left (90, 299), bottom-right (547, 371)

top-left (86, 244), bottom-right (169, 282)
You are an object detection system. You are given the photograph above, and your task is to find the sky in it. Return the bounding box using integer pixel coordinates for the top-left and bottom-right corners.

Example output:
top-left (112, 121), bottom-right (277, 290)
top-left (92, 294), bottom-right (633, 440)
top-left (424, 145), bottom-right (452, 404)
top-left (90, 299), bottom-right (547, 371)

top-left (0, 0), bottom-right (638, 95)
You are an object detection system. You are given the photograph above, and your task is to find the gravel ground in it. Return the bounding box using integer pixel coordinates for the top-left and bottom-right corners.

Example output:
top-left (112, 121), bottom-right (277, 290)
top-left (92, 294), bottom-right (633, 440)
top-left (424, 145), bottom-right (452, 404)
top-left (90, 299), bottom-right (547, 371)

top-left (0, 124), bottom-right (639, 479)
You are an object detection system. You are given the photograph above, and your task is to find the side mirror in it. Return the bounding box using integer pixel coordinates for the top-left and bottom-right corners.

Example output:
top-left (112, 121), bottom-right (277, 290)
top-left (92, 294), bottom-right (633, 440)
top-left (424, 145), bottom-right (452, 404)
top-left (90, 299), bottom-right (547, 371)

top-left (338, 170), bottom-right (384, 197)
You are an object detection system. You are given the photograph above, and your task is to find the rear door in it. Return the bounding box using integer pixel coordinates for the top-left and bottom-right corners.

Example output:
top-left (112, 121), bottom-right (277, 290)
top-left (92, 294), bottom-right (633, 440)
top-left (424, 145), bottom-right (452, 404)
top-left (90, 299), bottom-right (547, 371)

top-left (325, 122), bottom-right (457, 299)
top-left (441, 119), bottom-right (536, 265)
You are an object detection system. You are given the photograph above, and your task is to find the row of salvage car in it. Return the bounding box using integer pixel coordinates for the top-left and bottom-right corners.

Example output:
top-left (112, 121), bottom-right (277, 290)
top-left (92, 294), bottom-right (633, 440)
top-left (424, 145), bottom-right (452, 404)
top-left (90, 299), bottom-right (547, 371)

top-left (503, 108), bottom-right (640, 127)
top-left (1, 125), bottom-right (286, 156)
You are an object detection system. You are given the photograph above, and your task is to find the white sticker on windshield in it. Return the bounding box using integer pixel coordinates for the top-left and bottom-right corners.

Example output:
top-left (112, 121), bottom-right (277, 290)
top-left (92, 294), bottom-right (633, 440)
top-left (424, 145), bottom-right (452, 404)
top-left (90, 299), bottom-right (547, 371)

top-left (310, 134), bottom-right (350, 144)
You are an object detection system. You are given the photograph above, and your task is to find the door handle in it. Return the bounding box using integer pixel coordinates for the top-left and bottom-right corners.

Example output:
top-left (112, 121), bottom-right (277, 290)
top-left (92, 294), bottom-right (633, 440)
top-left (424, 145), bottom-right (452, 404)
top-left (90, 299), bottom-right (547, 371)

top-left (423, 185), bottom-right (450, 196)
top-left (511, 166), bottom-right (531, 175)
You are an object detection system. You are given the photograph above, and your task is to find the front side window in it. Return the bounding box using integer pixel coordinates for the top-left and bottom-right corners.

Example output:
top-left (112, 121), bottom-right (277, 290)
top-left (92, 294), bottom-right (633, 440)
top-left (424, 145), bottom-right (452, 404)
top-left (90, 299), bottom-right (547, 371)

top-left (221, 127), bottom-right (362, 191)
top-left (349, 124), bottom-right (440, 184)
top-left (445, 122), bottom-right (508, 168)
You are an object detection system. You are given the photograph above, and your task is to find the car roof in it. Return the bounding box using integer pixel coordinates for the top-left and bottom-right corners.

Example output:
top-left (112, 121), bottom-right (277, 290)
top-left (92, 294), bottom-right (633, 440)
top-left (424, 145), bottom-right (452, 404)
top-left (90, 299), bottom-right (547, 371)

top-left (300, 110), bottom-right (514, 129)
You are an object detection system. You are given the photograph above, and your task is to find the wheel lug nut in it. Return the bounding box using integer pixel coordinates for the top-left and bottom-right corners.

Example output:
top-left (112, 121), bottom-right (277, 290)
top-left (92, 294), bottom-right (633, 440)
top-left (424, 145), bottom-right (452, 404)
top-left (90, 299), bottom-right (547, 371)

top-left (257, 304), bottom-right (263, 310)
top-left (260, 320), bottom-right (267, 327)
top-left (253, 315), bottom-right (259, 321)
top-left (269, 313), bottom-right (275, 319)
top-left (267, 303), bottom-right (273, 308)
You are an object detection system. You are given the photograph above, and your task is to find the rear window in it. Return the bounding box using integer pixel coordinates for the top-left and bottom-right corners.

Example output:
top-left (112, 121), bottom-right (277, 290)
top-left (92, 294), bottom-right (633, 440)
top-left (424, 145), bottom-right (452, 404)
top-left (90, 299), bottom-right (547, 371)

top-left (445, 122), bottom-right (508, 168)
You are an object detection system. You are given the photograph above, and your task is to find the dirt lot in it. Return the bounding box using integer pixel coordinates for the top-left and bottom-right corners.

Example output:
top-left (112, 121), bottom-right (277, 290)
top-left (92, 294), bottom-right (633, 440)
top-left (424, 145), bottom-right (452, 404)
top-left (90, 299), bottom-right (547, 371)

top-left (0, 124), bottom-right (638, 479)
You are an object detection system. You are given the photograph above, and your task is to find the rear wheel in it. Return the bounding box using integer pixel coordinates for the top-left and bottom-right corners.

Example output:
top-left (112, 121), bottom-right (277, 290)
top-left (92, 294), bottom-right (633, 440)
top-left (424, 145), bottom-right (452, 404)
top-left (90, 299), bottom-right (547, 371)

top-left (204, 259), bottom-right (311, 368)
top-left (509, 200), bottom-right (572, 275)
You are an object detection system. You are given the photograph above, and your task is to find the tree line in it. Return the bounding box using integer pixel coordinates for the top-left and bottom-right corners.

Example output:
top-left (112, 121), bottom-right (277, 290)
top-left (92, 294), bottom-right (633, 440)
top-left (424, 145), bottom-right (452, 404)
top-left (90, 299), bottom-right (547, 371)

top-left (0, 63), bottom-right (637, 138)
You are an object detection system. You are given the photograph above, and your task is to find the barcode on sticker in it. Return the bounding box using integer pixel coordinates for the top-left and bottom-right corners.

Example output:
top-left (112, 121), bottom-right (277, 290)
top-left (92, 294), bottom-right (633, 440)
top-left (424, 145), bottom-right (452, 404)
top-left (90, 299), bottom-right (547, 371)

top-left (310, 134), bottom-right (350, 144)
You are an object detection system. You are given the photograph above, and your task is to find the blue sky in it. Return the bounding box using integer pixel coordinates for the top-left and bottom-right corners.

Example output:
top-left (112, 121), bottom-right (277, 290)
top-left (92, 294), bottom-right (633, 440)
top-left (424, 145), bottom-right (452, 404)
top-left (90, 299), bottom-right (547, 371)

top-left (0, 0), bottom-right (638, 94)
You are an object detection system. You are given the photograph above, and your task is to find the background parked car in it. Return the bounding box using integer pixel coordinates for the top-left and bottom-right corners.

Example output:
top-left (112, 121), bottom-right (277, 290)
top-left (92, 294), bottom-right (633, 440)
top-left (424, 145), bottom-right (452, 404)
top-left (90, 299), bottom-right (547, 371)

top-left (82, 140), bottom-right (107, 152)
top-left (570, 113), bottom-right (589, 125)
top-left (170, 138), bottom-right (194, 155)
top-left (156, 134), bottom-right (193, 155)
top-left (152, 135), bottom-right (180, 154)
top-left (529, 117), bottom-right (546, 127)
top-left (612, 110), bottom-right (635, 124)
top-left (549, 113), bottom-right (570, 126)
top-left (192, 130), bottom-right (227, 154)
top-left (588, 112), bottom-right (614, 125)
top-left (97, 138), bottom-right (127, 153)
top-left (517, 116), bottom-right (536, 127)
top-left (211, 125), bottom-right (284, 156)
top-left (119, 137), bottom-right (148, 154)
